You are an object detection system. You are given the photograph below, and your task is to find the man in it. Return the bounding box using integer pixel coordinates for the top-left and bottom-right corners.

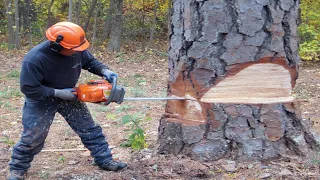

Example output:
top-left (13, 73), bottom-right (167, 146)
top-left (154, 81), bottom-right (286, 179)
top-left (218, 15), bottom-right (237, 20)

top-left (8, 22), bottom-right (127, 180)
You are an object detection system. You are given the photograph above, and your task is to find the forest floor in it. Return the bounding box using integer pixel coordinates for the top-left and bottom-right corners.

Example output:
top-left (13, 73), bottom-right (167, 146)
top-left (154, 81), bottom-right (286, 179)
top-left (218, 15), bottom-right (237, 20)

top-left (0, 46), bottom-right (320, 180)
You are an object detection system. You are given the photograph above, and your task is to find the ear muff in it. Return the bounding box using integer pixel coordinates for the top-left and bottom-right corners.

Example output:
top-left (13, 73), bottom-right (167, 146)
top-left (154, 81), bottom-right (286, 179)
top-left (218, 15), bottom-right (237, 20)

top-left (50, 35), bottom-right (64, 52)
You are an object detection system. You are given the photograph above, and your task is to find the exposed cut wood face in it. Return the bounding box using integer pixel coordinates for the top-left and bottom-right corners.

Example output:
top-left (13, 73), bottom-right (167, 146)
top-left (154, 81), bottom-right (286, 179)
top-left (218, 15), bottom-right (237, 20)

top-left (166, 71), bottom-right (208, 125)
top-left (200, 63), bottom-right (295, 104)
top-left (167, 99), bottom-right (206, 122)
top-left (166, 58), bottom-right (298, 125)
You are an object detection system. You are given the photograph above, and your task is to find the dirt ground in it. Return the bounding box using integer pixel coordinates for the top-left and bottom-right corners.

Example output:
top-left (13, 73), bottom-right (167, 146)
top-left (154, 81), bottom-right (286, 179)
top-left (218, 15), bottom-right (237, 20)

top-left (0, 48), bottom-right (320, 180)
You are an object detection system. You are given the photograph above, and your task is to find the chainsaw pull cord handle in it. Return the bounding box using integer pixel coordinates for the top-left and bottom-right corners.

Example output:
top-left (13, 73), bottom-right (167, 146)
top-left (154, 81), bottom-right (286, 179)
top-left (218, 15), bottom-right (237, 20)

top-left (104, 76), bottom-right (116, 105)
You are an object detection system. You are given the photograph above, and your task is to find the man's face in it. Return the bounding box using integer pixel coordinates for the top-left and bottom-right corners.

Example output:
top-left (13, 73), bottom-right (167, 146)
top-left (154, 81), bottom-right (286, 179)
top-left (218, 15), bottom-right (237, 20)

top-left (59, 48), bottom-right (77, 56)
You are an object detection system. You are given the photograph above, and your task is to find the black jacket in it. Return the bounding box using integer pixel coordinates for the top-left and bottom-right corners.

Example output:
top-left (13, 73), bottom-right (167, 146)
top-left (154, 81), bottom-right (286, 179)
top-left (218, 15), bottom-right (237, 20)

top-left (20, 41), bottom-right (108, 100)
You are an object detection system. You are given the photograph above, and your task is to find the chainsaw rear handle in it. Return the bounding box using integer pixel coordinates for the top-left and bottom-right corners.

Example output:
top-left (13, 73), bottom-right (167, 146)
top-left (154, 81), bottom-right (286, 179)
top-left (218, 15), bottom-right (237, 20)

top-left (105, 76), bottom-right (125, 105)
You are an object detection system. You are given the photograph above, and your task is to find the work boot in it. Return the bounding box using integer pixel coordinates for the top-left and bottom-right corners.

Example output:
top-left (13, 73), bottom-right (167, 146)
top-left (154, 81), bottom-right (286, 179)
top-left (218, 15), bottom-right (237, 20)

top-left (99, 160), bottom-right (127, 171)
top-left (7, 171), bottom-right (25, 180)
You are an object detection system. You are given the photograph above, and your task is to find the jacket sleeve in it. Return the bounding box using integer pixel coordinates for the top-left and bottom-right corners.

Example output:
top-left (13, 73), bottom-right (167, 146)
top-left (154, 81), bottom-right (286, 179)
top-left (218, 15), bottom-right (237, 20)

top-left (81, 50), bottom-right (108, 76)
top-left (20, 61), bottom-right (55, 100)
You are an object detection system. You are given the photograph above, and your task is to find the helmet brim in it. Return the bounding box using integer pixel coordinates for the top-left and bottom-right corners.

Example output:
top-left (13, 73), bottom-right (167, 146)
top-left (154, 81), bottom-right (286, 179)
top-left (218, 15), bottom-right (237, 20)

top-left (72, 39), bottom-right (90, 51)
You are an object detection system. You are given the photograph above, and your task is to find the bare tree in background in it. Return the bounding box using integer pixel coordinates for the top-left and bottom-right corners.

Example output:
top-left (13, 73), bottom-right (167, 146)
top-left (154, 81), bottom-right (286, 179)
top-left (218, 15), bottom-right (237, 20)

top-left (107, 0), bottom-right (123, 52)
top-left (84, 0), bottom-right (98, 32)
top-left (102, 1), bottom-right (112, 39)
top-left (68, 0), bottom-right (73, 22)
top-left (149, 0), bottom-right (159, 47)
top-left (159, 0), bottom-right (320, 161)
top-left (74, 0), bottom-right (81, 25)
top-left (46, 0), bottom-right (55, 28)
top-left (14, 0), bottom-right (20, 49)
top-left (21, 0), bottom-right (33, 48)
top-left (91, 1), bottom-right (100, 50)
top-left (6, 0), bottom-right (14, 49)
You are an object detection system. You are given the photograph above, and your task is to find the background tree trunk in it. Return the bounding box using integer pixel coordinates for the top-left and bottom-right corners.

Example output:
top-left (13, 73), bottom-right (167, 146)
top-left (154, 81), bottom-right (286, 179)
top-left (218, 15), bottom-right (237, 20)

top-left (149, 0), bottom-right (159, 47)
top-left (14, 0), bottom-right (20, 49)
top-left (107, 0), bottom-right (123, 52)
top-left (83, 0), bottom-right (98, 32)
top-left (158, 0), bottom-right (320, 161)
top-left (20, 0), bottom-right (31, 37)
top-left (91, 1), bottom-right (100, 50)
top-left (140, 0), bottom-right (146, 50)
top-left (46, 0), bottom-right (55, 28)
top-left (74, 0), bottom-right (81, 25)
top-left (6, 0), bottom-right (14, 49)
top-left (21, 0), bottom-right (32, 48)
top-left (102, 3), bottom-right (112, 40)
top-left (68, 0), bottom-right (73, 22)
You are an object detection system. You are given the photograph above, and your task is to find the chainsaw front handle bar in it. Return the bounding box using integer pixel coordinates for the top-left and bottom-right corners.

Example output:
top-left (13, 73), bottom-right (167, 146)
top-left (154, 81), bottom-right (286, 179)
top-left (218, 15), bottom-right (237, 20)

top-left (105, 76), bottom-right (117, 105)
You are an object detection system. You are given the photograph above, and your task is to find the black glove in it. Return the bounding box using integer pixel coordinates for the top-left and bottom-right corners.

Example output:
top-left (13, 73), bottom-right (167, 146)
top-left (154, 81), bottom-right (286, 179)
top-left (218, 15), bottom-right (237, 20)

top-left (54, 89), bottom-right (77, 100)
top-left (101, 69), bottom-right (118, 83)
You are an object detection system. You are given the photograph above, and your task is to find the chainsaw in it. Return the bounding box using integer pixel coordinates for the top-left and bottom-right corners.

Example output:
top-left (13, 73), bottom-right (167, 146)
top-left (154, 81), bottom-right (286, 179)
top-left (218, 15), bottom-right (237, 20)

top-left (73, 76), bottom-right (187, 105)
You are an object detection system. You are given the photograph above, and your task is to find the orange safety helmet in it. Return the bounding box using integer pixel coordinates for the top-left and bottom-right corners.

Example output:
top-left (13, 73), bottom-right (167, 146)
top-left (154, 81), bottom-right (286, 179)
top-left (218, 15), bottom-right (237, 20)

top-left (46, 21), bottom-right (90, 51)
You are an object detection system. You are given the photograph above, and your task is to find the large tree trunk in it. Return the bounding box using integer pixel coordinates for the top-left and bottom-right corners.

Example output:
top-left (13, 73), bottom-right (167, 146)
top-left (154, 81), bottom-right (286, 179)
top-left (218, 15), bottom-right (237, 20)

top-left (167, 0), bottom-right (172, 42)
top-left (107, 0), bottom-right (123, 52)
top-left (158, 0), bottom-right (320, 161)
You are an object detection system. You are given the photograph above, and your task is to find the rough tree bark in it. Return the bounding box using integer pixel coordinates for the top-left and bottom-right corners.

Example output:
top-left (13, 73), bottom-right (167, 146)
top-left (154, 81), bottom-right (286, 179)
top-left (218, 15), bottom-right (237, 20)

top-left (158, 0), bottom-right (320, 161)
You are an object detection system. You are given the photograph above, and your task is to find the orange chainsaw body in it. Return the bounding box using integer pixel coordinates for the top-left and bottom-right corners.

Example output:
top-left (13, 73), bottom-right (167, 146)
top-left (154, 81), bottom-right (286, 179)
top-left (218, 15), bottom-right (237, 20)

top-left (76, 80), bottom-right (112, 103)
